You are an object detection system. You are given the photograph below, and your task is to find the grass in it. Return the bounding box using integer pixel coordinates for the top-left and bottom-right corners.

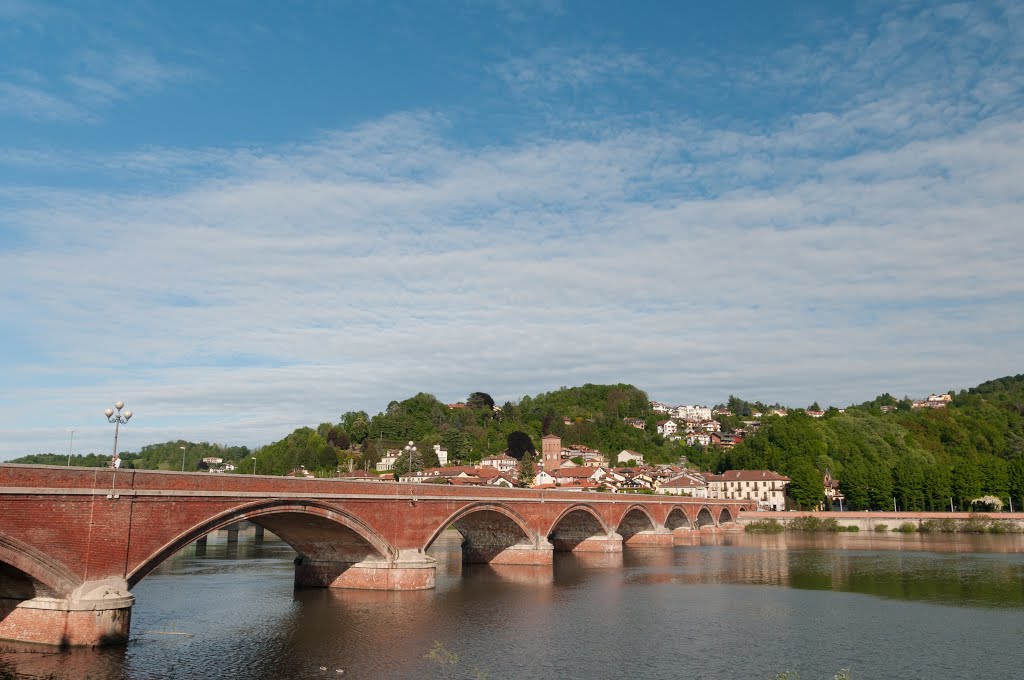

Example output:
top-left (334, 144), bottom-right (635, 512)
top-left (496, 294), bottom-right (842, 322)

top-left (745, 519), bottom-right (785, 534)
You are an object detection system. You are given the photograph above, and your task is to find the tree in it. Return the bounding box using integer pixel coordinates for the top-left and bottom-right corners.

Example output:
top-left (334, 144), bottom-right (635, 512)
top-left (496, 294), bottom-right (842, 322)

top-left (506, 431), bottom-right (535, 460)
top-left (787, 458), bottom-right (824, 510)
top-left (467, 392), bottom-right (495, 410)
top-left (392, 449), bottom-right (425, 478)
top-left (808, 402), bottom-right (821, 412)
top-left (518, 452), bottom-right (536, 487)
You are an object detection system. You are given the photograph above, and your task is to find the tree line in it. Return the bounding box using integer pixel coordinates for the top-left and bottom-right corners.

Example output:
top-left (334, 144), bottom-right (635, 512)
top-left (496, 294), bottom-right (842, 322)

top-left (10, 375), bottom-right (1023, 512)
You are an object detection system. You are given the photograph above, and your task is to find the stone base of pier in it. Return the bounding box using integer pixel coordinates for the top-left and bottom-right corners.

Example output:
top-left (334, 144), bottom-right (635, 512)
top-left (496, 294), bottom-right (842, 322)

top-left (623, 529), bottom-right (674, 547)
top-left (463, 540), bottom-right (554, 565)
top-left (294, 554), bottom-right (436, 591)
top-left (0, 580), bottom-right (134, 647)
top-left (553, 532), bottom-right (624, 553)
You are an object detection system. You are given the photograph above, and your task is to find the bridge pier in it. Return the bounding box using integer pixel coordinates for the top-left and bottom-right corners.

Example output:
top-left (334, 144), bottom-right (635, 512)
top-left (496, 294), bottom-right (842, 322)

top-left (463, 538), bottom-right (554, 565)
top-left (623, 528), bottom-right (674, 547)
top-left (294, 551), bottom-right (436, 591)
top-left (552, 532), bottom-right (623, 553)
top-left (0, 579), bottom-right (133, 647)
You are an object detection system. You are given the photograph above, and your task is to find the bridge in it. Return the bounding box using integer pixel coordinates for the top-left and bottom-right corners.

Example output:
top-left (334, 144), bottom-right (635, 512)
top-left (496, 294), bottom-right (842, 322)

top-left (0, 464), bottom-right (748, 647)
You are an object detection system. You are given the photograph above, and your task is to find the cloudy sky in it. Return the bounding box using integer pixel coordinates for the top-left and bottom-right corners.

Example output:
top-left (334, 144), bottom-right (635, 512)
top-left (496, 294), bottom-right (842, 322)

top-left (1, 1), bottom-right (1021, 459)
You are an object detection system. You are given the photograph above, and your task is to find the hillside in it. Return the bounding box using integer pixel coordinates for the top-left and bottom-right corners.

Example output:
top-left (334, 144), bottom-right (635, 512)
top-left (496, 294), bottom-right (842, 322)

top-left (8, 375), bottom-right (1023, 511)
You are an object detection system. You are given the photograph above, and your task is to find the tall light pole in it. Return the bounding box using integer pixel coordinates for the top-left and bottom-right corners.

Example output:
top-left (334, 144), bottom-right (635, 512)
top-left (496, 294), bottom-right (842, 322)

top-left (65, 428), bottom-right (75, 466)
top-left (251, 456), bottom-right (257, 475)
top-left (404, 440), bottom-right (416, 479)
top-left (103, 401), bottom-right (132, 467)
top-left (180, 445), bottom-right (187, 472)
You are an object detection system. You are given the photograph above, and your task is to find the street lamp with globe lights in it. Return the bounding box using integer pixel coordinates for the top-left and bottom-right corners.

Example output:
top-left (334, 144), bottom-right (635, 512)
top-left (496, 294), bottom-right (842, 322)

top-left (104, 401), bottom-right (132, 468)
top-left (65, 428), bottom-right (75, 466)
top-left (403, 441), bottom-right (416, 479)
top-left (180, 446), bottom-right (187, 472)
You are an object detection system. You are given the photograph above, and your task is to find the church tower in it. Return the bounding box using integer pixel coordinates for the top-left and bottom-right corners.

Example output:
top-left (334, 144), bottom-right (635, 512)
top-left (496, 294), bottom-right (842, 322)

top-left (541, 434), bottom-right (561, 472)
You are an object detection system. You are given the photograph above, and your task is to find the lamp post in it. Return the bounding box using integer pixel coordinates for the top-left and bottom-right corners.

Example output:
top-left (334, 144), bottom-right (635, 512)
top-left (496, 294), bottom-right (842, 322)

top-left (180, 446), bottom-right (187, 472)
top-left (103, 401), bottom-right (132, 467)
top-left (65, 428), bottom-right (75, 466)
top-left (404, 440), bottom-right (416, 479)
top-left (251, 456), bottom-right (257, 475)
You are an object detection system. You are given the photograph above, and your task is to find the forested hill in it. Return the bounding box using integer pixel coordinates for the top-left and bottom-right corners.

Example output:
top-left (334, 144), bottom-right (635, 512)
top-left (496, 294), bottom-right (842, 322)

top-left (8, 376), bottom-right (1023, 511)
top-left (715, 374), bottom-right (1024, 510)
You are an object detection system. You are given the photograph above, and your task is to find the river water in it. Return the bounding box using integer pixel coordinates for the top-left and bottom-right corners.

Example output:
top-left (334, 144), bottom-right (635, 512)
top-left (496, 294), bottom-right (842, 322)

top-left (1, 530), bottom-right (1022, 680)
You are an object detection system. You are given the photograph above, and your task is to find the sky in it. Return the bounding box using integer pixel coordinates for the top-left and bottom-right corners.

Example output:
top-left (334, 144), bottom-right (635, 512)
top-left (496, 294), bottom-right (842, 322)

top-left (1, 0), bottom-right (1022, 460)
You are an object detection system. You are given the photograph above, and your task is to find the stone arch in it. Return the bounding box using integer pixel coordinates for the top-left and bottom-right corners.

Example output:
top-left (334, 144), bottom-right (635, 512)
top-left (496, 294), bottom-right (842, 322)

top-left (0, 531), bottom-right (79, 598)
top-left (718, 507), bottom-right (735, 524)
top-left (127, 500), bottom-right (394, 587)
top-left (548, 505), bottom-right (611, 551)
top-left (695, 506), bottom-right (716, 528)
top-left (665, 506), bottom-right (692, 531)
top-left (422, 502), bottom-right (535, 564)
top-left (616, 505), bottom-right (657, 541)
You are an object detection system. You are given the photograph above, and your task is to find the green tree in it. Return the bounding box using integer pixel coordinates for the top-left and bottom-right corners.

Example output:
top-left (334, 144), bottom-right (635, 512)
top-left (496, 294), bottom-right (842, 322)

top-left (467, 392), bottom-right (495, 410)
top-left (392, 449), bottom-right (425, 478)
top-left (787, 457), bottom-right (824, 509)
top-left (518, 452), bottom-right (536, 487)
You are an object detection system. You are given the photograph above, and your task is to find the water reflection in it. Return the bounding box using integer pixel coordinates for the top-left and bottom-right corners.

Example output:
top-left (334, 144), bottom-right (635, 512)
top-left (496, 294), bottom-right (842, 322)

top-left (1, 528), bottom-right (1022, 680)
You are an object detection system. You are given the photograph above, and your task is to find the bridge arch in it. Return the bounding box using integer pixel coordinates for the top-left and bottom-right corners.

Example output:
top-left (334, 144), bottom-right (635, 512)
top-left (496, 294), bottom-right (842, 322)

top-left (695, 506), bottom-right (716, 528)
top-left (615, 505), bottom-right (657, 541)
top-left (128, 500), bottom-right (395, 587)
top-left (0, 531), bottom-right (79, 598)
top-left (547, 504), bottom-right (612, 551)
top-left (665, 506), bottom-right (692, 531)
top-left (423, 502), bottom-right (536, 564)
top-left (718, 507), bottom-right (735, 524)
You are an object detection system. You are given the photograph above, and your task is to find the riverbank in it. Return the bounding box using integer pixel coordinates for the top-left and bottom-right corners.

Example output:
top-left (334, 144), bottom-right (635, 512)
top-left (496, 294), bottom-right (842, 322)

top-left (739, 510), bottom-right (1024, 532)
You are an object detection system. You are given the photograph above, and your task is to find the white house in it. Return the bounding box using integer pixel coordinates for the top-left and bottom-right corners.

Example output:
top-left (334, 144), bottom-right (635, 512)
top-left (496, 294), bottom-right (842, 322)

top-left (376, 449), bottom-right (401, 473)
top-left (686, 433), bottom-right (711, 447)
top-left (656, 420), bottom-right (678, 436)
top-left (480, 452), bottom-right (518, 474)
top-left (433, 444), bottom-right (449, 466)
top-left (706, 470), bottom-right (789, 510)
top-left (673, 405), bottom-right (712, 422)
top-left (617, 450), bottom-right (645, 465)
top-left (656, 474), bottom-right (708, 497)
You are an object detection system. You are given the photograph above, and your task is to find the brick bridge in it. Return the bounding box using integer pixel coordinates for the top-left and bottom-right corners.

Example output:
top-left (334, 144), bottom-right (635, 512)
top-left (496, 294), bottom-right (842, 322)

top-left (0, 464), bottom-right (748, 647)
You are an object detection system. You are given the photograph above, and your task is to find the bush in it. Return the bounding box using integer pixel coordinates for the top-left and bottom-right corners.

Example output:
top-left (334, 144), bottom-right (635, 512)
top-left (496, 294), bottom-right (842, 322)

top-left (873, 524), bottom-right (888, 532)
top-left (745, 519), bottom-right (785, 534)
top-left (919, 518), bottom-right (958, 533)
top-left (787, 515), bottom-right (824, 531)
top-left (837, 525), bottom-right (860, 532)
top-left (959, 515), bottom-right (990, 533)
top-left (785, 516), bottom-right (852, 532)
top-left (894, 522), bottom-right (917, 533)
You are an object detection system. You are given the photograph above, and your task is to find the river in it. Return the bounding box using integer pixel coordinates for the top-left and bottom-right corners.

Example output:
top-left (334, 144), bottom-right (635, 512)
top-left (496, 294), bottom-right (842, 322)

top-left (1, 529), bottom-right (1022, 679)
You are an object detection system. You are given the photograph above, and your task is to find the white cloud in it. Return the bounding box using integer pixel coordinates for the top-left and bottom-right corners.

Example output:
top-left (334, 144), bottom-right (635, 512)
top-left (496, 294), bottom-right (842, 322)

top-left (1, 1), bottom-right (1021, 459)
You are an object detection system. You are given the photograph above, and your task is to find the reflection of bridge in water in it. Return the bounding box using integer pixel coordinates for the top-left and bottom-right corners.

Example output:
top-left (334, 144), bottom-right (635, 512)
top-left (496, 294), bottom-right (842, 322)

top-left (0, 464), bottom-right (748, 646)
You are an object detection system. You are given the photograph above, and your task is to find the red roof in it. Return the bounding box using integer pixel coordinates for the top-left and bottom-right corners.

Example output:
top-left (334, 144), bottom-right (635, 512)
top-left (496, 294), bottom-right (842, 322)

top-left (553, 467), bottom-right (599, 478)
top-left (710, 470), bottom-right (790, 482)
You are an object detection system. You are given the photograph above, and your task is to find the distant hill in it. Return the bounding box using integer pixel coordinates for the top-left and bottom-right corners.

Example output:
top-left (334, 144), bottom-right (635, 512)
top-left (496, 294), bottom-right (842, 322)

top-left (9, 376), bottom-right (1022, 512)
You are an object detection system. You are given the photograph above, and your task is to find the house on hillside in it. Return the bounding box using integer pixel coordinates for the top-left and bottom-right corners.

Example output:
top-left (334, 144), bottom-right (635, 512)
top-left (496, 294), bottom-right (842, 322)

top-left (656, 474), bottom-right (708, 497)
top-left (617, 450), bottom-right (644, 465)
top-left (707, 470), bottom-right (789, 510)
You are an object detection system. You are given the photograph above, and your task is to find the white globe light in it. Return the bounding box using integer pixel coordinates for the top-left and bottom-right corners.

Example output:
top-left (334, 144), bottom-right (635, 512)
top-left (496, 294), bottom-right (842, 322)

top-left (123, 410), bottom-right (133, 420)
top-left (115, 401), bottom-right (125, 410)
top-left (104, 408), bottom-right (114, 418)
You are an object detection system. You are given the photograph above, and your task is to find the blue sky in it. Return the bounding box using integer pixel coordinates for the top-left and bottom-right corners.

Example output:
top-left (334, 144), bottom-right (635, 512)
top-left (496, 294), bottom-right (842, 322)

top-left (1, 0), bottom-right (1022, 459)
